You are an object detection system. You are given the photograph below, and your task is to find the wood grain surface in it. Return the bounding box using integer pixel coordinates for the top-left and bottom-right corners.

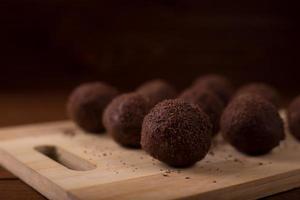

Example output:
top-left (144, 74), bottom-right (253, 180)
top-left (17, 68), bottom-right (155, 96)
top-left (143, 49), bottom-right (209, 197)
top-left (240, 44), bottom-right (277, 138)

top-left (0, 91), bottom-right (299, 199)
top-left (0, 91), bottom-right (66, 200)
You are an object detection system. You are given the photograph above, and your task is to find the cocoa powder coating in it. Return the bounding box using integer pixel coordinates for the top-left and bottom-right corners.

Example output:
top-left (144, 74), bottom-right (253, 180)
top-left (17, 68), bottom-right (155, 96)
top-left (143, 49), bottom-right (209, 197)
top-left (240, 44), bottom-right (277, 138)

top-left (287, 96), bottom-right (300, 141)
top-left (179, 88), bottom-right (224, 136)
top-left (67, 82), bottom-right (119, 133)
top-left (234, 83), bottom-right (281, 107)
top-left (136, 79), bottom-right (177, 107)
top-left (220, 94), bottom-right (284, 155)
top-left (103, 93), bottom-right (150, 148)
top-left (141, 99), bottom-right (212, 167)
top-left (193, 74), bottom-right (233, 105)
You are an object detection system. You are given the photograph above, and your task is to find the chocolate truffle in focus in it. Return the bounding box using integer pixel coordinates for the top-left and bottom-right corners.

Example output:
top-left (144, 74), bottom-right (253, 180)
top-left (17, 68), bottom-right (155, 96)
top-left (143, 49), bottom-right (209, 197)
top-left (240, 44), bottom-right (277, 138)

top-left (193, 74), bottom-right (234, 105)
top-left (234, 83), bottom-right (281, 107)
top-left (103, 93), bottom-right (150, 148)
top-left (220, 94), bottom-right (284, 155)
top-left (179, 88), bottom-right (224, 136)
top-left (141, 99), bottom-right (212, 167)
top-left (287, 96), bottom-right (300, 141)
top-left (67, 82), bottom-right (119, 133)
top-left (136, 79), bottom-right (177, 107)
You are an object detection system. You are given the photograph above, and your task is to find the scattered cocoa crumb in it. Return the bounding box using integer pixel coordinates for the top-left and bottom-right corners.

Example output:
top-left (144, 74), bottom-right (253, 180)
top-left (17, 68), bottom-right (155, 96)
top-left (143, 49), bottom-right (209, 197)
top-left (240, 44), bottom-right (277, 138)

top-left (213, 180), bottom-right (217, 183)
top-left (62, 128), bottom-right (76, 137)
top-left (162, 174), bottom-right (169, 177)
top-left (103, 153), bottom-right (107, 156)
top-left (258, 162), bottom-right (263, 166)
top-left (233, 158), bottom-right (242, 163)
top-left (185, 177), bottom-right (190, 179)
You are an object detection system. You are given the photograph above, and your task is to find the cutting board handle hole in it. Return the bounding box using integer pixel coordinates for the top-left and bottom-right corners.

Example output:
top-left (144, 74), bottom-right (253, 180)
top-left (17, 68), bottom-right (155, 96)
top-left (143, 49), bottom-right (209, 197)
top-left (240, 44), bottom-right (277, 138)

top-left (35, 145), bottom-right (96, 171)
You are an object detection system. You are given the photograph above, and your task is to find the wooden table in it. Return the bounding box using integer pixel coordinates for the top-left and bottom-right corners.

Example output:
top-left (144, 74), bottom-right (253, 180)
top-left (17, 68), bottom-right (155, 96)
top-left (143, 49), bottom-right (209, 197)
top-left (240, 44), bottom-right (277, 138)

top-left (0, 91), bottom-right (299, 199)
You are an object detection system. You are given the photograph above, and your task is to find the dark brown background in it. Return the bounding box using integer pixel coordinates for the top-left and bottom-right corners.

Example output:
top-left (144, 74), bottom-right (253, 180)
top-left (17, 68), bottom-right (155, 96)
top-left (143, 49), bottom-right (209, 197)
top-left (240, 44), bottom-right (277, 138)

top-left (0, 0), bottom-right (299, 95)
top-left (0, 1), bottom-right (299, 199)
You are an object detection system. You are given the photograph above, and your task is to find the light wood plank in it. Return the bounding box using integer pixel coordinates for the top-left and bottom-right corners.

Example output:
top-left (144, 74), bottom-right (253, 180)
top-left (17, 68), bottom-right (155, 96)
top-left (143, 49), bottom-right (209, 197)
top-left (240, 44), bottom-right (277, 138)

top-left (0, 114), bottom-right (299, 200)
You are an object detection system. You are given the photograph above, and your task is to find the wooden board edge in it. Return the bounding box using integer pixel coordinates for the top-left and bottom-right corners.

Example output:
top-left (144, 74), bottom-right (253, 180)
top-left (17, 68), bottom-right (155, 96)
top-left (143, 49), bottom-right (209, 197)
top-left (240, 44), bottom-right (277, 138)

top-left (0, 147), bottom-right (77, 200)
top-left (0, 120), bottom-right (73, 140)
top-left (69, 169), bottom-right (300, 200)
top-left (189, 170), bottom-right (300, 200)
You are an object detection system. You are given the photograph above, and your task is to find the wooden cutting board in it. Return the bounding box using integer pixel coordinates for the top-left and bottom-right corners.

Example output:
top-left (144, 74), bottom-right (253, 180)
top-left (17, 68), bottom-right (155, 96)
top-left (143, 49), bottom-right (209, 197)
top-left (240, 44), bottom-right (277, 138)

top-left (0, 113), bottom-right (299, 200)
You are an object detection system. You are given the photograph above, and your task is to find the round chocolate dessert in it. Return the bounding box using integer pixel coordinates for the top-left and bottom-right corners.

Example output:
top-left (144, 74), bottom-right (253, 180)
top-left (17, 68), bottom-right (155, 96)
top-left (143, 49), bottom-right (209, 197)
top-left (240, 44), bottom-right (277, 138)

top-left (103, 93), bottom-right (150, 148)
top-left (193, 74), bottom-right (233, 105)
top-left (220, 94), bottom-right (284, 155)
top-left (141, 99), bottom-right (212, 167)
top-left (234, 83), bottom-right (281, 107)
top-left (136, 79), bottom-right (177, 107)
top-left (67, 82), bottom-right (119, 133)
top-left (179, 88), bottom-right (224, 136)
top-left (287, 96), bottom-right (300, 141)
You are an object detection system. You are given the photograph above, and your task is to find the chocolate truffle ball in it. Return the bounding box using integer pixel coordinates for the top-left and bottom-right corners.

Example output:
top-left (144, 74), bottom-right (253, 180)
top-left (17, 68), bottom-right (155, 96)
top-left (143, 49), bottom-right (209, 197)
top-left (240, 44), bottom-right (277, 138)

top-left (220, 94), bottom-right (284, 155)
top-left (287, 96), bottom-right (300, 141)
top-left (234, 83), bottom-right (281, 107)
top-left (103, 93), bottom-right (150, 148)
top-left (179, 88), bottom-right (224, 136)
top-left (193, 74), bottom-right (234, 105)
top-left (67, 82), bottom-right (119, 133)
top-left (141, 99), bottom-right (212, 167)
top-left (136, 79), bottom-right (177, 107)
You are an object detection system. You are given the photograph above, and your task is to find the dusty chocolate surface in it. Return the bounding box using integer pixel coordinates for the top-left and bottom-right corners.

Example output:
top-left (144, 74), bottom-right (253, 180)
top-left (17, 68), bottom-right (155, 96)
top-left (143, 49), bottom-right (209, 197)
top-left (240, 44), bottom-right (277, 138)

top-left (287, 95), bottom-right (300, 141)
top-left (136, 79), bottom-right (177, 107)
top-left (103, 93), bottom-right (150, 148)
top-left (221, 94), bottom-right (284, 155)
top-left (141, 99), bottom-right (212, 167)
top-left (193, 74), bottom-right (234, 105)
top-left (234, 83), bottom-right (281, 107)
top-left (67, 82), bottom-right (119, 133)
top-left (179, 87), bottom-right (224, 136)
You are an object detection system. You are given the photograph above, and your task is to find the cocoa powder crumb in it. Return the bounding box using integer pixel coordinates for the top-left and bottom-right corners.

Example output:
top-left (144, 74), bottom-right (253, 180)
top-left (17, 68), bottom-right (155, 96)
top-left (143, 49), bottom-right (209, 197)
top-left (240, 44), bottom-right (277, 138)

top-left (62, 128), bottom-right (76, 137)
